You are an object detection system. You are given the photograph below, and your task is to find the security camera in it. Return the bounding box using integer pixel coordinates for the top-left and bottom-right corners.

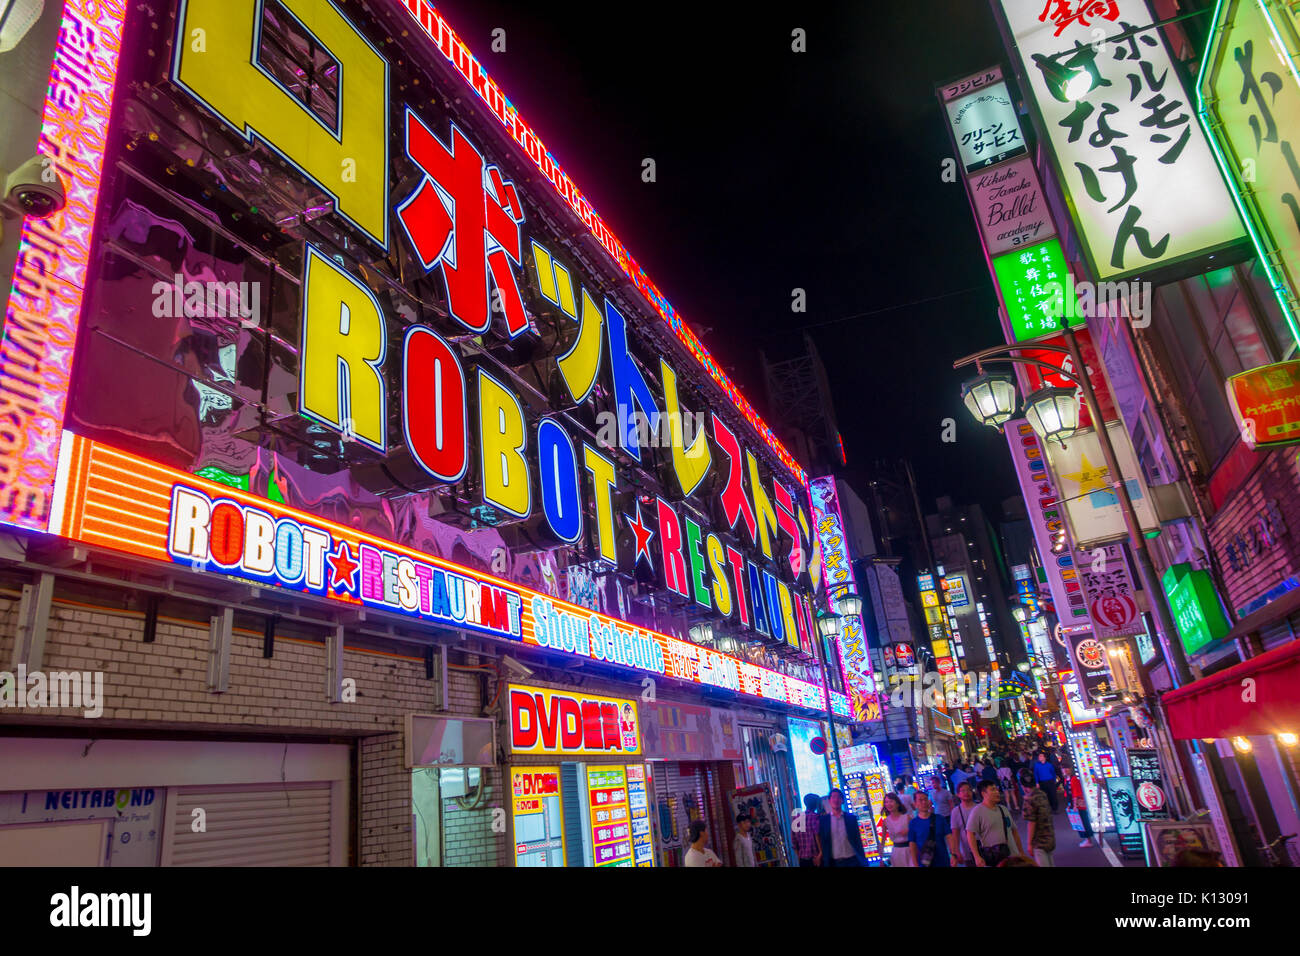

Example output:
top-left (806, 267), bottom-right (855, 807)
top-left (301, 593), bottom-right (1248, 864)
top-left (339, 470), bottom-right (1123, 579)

top-left (3, 155), bottom-right (66, 220)
top-left (499, 655), bottom-right (534, 680)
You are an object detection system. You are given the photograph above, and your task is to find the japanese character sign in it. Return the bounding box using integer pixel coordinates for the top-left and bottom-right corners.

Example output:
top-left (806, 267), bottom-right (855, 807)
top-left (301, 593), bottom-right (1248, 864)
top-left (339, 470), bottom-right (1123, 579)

top-left (1200, 0), bottom-right (1300, 346)
top-left (1000, 0), bottom-right (1243, 280)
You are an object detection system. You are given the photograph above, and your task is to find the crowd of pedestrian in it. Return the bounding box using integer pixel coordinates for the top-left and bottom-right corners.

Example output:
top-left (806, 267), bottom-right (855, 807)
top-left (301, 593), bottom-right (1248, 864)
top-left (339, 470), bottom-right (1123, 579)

top-left (686, 738), bottom-right (1103, 867)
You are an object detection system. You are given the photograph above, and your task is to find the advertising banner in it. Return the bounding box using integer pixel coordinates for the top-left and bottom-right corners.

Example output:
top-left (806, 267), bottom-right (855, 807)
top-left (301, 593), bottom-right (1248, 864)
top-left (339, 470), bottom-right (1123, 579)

top-left (1226, 360), bottom-right (1300, 448)
top-left (507, 684), bottom-right (640, 757)
top-left (997, 0), bottom-right (1245, 281)
top-left (810, 476), bottom-right (882, 722)
top-left (993, 238), bottom-right (1086, 342)
top-left (52, 434), bottom-right (827, 711)
top-left (968, 156), bottom-right (1056, 256)
top-left (1061, 623), bottom-right (1119, 707)
top-left (1005, 421), bottom-right (1092, 625)
top-left (944, 78), bottom-right (1028, 173)
top-left (1077, 543), bottom-right (1143, 639)
top-left (1043, 423), bottom-right (1160, 547)
top-left (639, 699), bottom-right (742, 761)
top-left (510, 767), bottom-right (565, 867)
top-left (1105, 775), bottom-right (1145, 858)
top-left (626, 764), bottom-right (655, 867)
top-left (731, 783), bottom-right (787, 866)
top-left (1127, 748), bottom-right (1171, 820)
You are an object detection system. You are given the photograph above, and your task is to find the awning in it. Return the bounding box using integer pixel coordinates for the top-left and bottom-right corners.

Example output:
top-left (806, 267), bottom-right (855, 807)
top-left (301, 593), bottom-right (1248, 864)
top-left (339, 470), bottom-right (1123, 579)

top-left (1162, 639), bottom-right (1300, 740)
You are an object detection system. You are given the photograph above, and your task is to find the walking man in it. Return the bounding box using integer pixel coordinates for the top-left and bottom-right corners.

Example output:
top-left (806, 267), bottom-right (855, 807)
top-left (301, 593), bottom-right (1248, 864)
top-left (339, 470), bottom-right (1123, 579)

top-left (819, 788), bottom-right (868, 867)
top-left (733, 812), bottom-right (757, 866)
top-left (1033, 751), bottom-right (1062, 813)
top-left (1019, 768), bottom-right (1056, 866)
top-left (966, 780), bottom-right (1024, 867)
top-left (928, 772), bottom-right (955, 817)
top-left (947, 780), bottom-right (978, 867)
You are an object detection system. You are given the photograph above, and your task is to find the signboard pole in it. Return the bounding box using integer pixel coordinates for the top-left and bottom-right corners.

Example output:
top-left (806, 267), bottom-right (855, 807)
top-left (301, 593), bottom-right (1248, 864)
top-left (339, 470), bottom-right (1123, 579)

top-left (1060, 323), bottom-right (1199, 813)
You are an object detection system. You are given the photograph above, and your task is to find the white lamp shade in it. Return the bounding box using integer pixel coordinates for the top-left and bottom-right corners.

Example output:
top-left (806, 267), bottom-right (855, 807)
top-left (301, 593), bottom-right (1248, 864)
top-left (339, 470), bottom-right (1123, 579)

top-left (961, 372), bottom-right (1018, 429)
top-left (836, 591), bottom-right (862, 618)
top-left (1024, 386), bottom-right (1081, 444)
top-left (817, 611), bottom-right (841, 639)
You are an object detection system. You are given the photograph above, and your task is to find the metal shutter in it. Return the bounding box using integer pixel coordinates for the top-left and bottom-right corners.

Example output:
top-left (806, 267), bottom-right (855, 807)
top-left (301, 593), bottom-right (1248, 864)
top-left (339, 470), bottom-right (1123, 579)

top-left (168, 783), bottom-right (333, 866)
top-left (560, 764), bottom-right (586, 867)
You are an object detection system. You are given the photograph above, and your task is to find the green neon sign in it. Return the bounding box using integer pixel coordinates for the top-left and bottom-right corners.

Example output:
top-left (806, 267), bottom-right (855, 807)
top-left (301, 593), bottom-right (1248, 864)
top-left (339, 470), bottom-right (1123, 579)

top-left (1161, 563), bottom-right (1231, 656)
top-left (992, 237), bottom-right (1086, 342)
top-left (1196, 0), bottom-right (1300, 350)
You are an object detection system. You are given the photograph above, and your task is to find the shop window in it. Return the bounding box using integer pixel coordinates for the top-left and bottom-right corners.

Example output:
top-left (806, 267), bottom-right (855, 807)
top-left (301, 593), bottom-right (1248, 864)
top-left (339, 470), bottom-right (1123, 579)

top-left (256, 0), bottom-right (341, 133)
top-left (1248, 260), bottom-right (1300, 360)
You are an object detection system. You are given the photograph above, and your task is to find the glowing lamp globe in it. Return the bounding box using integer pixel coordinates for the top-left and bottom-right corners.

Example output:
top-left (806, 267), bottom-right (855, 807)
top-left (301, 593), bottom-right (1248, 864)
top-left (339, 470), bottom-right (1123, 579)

top-left (961, 371), bottom-right (1017, 430)
top-left (1024, 386), bottom-right (1080, 445)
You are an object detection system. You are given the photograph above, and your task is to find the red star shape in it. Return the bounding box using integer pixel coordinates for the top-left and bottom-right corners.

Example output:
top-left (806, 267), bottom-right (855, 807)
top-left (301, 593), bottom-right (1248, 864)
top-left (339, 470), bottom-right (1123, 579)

top-left (326, 541), bottom-right (359, 593)
top-left (625, 500), bottom-right (654, 570)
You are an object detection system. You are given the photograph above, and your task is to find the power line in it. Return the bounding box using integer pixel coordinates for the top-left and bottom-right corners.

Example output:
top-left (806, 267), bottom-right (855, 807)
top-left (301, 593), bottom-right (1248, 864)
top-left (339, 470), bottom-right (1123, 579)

top-left (797, 285), bottom-right (989, 331)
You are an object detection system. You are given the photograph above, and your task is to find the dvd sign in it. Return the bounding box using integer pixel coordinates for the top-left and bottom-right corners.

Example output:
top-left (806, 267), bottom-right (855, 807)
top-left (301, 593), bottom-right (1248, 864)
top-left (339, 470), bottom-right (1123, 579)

top-left (508, 684), bottom-right (641, 756)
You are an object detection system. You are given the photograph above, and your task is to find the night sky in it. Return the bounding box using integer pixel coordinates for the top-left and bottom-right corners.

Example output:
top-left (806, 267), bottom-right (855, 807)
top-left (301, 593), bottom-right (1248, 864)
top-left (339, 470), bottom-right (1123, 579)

top-left (437, 0), bottom-right (1021, 516)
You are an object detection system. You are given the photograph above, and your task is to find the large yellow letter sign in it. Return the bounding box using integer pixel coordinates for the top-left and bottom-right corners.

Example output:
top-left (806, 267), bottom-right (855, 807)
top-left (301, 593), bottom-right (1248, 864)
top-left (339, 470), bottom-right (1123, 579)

top-left (174, 0), bottom-right (389, 247)
top-left (299, 246), bottom-right (387, 451)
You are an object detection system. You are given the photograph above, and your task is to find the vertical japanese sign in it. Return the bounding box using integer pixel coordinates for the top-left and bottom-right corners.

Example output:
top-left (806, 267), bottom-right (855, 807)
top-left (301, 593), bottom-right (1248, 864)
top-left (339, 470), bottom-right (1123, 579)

top-left (1198, 0), bottom-right (1300, 346)
top-left (0, 0), bottom-right (128, 530)
top-left (997, 0), bottom-right (1245, 280)
top-left (1062, 623), bottom-right (1119, 705)
top-left (810, 476), bottom-right (882, 723)
top-left (1127, 747), bottom-right (1170, 819)
top-left (993, 237), bottom-right (1086, 341)
top-left (944, 71), bottom-right (1029, 172)
top-left (625, 764), bottom-right (655, 867)
top-left (511, 767), bottom-right (565, 866)
top-left (1005, 420), bottom-right (1092, 625)
top-left (1077, 542), bottom-right (1143, 638)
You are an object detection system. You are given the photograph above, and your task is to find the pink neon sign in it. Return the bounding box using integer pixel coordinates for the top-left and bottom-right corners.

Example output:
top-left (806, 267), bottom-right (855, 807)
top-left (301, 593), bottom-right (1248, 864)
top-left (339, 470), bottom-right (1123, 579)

top-left (0, 0), bottom-right (127, 531)
top-left (397, 0), bottom-right (807, 487)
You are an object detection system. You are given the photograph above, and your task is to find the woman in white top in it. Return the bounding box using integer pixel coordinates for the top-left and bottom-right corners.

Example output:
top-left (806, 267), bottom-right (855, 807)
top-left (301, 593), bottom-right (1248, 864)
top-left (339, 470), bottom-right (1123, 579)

top-left (883, 793), bottom-right (915, 867)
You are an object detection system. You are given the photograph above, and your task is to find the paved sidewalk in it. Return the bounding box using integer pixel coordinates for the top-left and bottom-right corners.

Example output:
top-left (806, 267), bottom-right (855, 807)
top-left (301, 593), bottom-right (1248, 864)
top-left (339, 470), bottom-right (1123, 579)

top-left (1007, 802), bottom-right (1145, 867)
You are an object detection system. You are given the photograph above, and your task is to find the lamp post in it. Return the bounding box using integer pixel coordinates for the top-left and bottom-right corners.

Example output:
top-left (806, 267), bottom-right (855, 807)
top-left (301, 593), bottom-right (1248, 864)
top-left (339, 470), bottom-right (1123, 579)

top-left (954, 318), bottom-right (1200, 806)
top-left (816, 606), bottom-right (847, 795)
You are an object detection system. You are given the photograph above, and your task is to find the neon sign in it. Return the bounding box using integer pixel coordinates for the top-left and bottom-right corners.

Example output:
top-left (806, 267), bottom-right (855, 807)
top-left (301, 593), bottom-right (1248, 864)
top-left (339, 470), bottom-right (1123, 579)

top-left (50, 432), bottom-right (826, 711)
top-left (809, 476), bottom-right (881, 722)
top-left (395, 0), bottom-right (804, 486)
top-left (507, 684), bottom-right (641, 757)
top-left (0, 0), bottom-right (127, 530)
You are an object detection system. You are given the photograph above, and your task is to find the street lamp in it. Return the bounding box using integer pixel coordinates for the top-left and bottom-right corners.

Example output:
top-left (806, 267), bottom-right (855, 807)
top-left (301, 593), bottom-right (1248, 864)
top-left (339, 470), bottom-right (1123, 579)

top-left (834, 588), bottom-right (862, 618)
top-left (816, 609), bottom-right (841, 639)
top-left (955, 317), bottom-right (1211, 821)
top-left (1033, 53), bottom-right (1093, 102)
top-left (960, 370), bottom-right (1017, 429)
top-left (1023, 386), bottom-right (1081, 445)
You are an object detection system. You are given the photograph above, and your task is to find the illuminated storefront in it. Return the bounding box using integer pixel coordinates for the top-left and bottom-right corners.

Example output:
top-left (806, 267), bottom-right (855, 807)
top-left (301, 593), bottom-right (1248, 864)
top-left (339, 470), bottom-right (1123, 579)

top-left (0, 0), bottom-right (835, 866)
